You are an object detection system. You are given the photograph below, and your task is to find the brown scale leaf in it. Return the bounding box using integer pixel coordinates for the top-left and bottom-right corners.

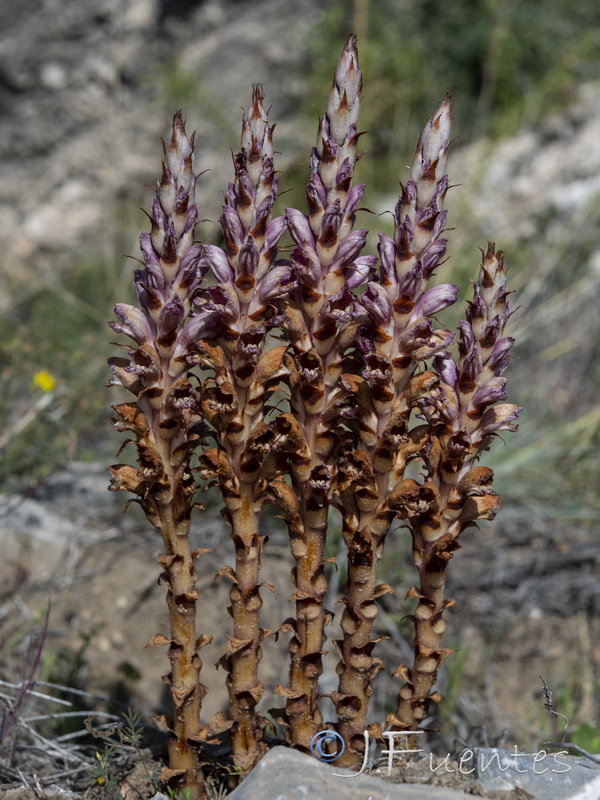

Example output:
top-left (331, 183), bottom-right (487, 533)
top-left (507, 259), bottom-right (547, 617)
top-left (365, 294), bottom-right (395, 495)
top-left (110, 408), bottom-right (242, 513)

top-left (393, 664), bottom-right (412, 682)
top-left (191, 547), bottom-right (211, 561)
top-left (215, 565), bottom-right (239, 585)
top-left (384, 712), bottom-right (414, 730)
top-left (224, 636), bottom-right (253, 656)
top-left (201, 382), bottom-right (239, 422)
top-left (170, 685), bottom-right (195, 708)
top-left (115, 438), bottom-right (136, 457)
top-left (157, 552), bottom-right (180, 569)
top-left (373, 583), bottom-right (395, 599)
top-left (370, 657), bottom-right (385, 680)
top-left (405, 586), bottom-right (427, 600)
top-left (289, 587), bottom-right (319, 602)
top-left (145, 633), bottom-right (171, 648)
top-left (274, 684), bottom-right (305, 700)
top-left (243, 682), bottom-right (265, 704)
top-left (150, 714), bottom-right (172, 732)
top-left (138, 446), bottom-right (164, 479)
top-left (366, 721), bottom-right (384, 740)
top-left (173, 589), bottom-right (199, 604)
top-left (279, 619), bottom-right (296, 635)
top-left (159, 766), bottom-right (187, 781)
top-left (386, 478), bottom-right (433, 514)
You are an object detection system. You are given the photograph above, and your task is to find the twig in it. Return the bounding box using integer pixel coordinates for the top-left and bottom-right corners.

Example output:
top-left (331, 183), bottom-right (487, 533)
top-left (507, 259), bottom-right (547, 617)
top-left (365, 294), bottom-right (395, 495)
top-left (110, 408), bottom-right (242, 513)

top-left (22, 710), bottom-right (121, 723)
top-left (13, 719), bottom-right (88, 764)
top-left (36, 765), bottom-right (92, 783)
top-left (544, 742), bottom-right (600, 766)
top-left (12, 679), bottom-right (129, 709)
top-left (0, 393), bottom-right (54, 451)
top-left (0, 687), bottom-right (71, 708)
top-left (1, 602), bottom-right (51, 745)
top-left (539, 675), bottom-right (569, 742)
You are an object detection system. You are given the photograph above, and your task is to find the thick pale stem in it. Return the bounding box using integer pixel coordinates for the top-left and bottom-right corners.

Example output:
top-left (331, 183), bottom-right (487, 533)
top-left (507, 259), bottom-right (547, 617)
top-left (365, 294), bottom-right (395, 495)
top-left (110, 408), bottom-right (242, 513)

top-left (158, 503), bottom-right (204, 799)
top-left (395, 561), bottom-right (448, 730)
top-left (334, 549), bottom-right (379, 766)
top-left (226, 483), bottom-right (265, 774)
top-left (286, 495), bottom-right (328, 748)
top-left (333, 504), bottom-right (397, 765)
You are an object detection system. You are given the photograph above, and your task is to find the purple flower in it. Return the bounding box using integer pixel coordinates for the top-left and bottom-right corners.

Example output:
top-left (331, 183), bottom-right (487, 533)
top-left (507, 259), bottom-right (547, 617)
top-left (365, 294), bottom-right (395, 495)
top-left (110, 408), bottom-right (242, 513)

top-left (397, 266), bottom-right (423, 302)
top-left (334, 159), bottom-right (353, 191)
top-left (346, 255), bottom-right (377, 289)
top-left (204, 244), bottom-right (233, 283)
top-left (110, 304), bottom-right (153, 345)
top-left (159, 295), bottom-right (185, 334)
top-left (472, 377), bottom-right (508, 410)
top-left (175, 309), bottom-right (219, 352)
top-left (258, 266), bottom-right (295, 302)
top-left (377, 234), bottom-right (396, 284)
top-left (433, 352), bottom-right (458, 390)
top-left (221, 204), bottom-right (244, 253)
top-left (266, 216), bottom-right (288, 249)
top-left (432, 209), bottom-right (447, 240)
top-left (286, 207), bottom-right (315, 247)
top-left (362, 353), bottom-right (392, 382)
top-left (321, 199), bottom-right (343, 238)
top-left (205, 284), bottom-right (240, 323)
top-left (421, 238), bottom-right (448, 276)
top-left (306, 175), bottom-right (326, 215)
top-left (475, 403), bottom-right (521, 438)
top-left (490, 337), bottom-right (515, 375)
top-left (238, 238), bottom-right (260, 277)
top-left (413, 283), bottom-right (459, 319)
top-left (333, 228), bottom-right (367, 267)
top-left (324, 289), bottom-right (356, 322)
top-left (139, 232), bottom-right (161, 270)
top-left (291, 246), bottom-right (321, 285)
top-left (361, 282), bottom-right (393, 326)
top-left (344, 184), bottom-right (366, 219)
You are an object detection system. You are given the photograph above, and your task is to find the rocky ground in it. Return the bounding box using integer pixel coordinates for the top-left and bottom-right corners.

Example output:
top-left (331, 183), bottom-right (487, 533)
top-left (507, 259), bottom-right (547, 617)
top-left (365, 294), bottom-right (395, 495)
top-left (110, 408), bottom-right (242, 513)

top-left (0, 0), bottom-right (322, 308)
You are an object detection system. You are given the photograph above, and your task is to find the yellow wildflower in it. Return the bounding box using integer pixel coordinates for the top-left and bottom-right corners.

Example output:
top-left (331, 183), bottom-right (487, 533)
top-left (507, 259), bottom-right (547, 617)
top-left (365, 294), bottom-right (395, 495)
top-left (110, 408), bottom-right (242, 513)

top-left (33, 370), bottom-right (56, 392)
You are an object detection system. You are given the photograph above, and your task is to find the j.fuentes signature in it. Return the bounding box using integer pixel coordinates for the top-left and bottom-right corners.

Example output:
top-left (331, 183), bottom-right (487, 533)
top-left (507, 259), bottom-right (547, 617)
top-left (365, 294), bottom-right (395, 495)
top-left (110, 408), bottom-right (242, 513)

top-left (310, 730), bottom-right (570, 778)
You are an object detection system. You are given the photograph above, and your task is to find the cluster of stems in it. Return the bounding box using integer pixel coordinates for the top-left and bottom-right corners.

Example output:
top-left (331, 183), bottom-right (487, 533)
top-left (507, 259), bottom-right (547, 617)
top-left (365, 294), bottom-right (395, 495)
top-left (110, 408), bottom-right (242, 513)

top-left (108, 35), bottom-right (519, 797)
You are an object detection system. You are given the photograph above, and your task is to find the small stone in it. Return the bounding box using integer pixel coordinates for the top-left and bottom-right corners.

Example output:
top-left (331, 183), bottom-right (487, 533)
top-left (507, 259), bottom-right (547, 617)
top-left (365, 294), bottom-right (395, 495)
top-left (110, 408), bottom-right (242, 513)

top-left (40, 63), bottom-right (67, 90)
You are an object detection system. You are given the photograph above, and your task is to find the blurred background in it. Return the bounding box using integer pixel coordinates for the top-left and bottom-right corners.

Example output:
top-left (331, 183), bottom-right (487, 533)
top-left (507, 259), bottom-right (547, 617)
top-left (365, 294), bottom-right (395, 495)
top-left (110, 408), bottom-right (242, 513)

top-left (1, 0), bottom-right (599, 785)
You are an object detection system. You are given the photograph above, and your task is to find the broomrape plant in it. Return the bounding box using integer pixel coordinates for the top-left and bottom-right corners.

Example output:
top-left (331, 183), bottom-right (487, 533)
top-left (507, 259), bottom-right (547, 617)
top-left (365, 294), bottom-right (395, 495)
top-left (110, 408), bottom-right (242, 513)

top-left (108, 35), bottom-right (520, 797)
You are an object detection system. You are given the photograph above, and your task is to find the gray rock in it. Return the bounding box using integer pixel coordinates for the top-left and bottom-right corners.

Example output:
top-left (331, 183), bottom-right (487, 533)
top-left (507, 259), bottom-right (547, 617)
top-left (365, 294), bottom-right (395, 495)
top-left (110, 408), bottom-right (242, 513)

top-left (467, 747), bottom-right (600, 800)
top-left (0, 0), bottom-right (324, 309)
top-left (223, 746), bottom-right (474, 800)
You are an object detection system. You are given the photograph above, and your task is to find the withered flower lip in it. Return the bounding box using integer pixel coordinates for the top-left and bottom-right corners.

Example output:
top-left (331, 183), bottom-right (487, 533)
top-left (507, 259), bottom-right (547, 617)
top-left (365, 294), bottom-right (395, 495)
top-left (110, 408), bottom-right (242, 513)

top-left (110, 303), bottom-right (154, 344)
